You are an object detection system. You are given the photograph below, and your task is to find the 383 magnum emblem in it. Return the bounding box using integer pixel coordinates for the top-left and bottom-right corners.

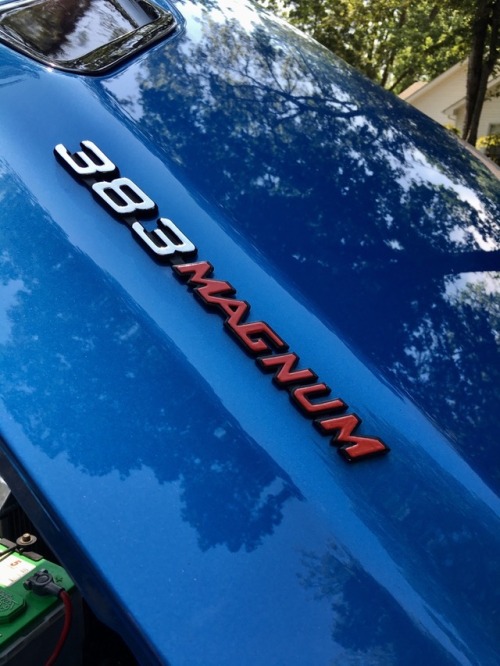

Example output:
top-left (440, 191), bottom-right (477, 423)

top-left (55, 140), bottom-right (389, 462)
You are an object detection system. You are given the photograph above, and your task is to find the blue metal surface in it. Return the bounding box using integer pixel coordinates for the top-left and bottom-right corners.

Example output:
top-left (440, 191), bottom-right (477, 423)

top-left (0, 1), bottom-right (499, 664)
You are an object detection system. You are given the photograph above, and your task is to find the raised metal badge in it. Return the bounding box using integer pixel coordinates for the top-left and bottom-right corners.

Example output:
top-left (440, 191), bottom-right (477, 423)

top-left (55, 140), bottom-right (390, 462)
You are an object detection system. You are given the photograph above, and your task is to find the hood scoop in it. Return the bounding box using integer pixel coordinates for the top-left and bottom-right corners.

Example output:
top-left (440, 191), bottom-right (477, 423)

top-left (0, 0), bottom-right (176, 74)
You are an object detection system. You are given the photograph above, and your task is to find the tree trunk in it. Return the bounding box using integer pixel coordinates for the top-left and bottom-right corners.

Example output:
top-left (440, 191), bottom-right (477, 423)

top-left (463, 0), bottom-right (500, 146)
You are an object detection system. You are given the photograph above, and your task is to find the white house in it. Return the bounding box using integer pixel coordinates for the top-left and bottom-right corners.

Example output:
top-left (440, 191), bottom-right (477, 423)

top-left (399, 61), bottom-right (500, 141)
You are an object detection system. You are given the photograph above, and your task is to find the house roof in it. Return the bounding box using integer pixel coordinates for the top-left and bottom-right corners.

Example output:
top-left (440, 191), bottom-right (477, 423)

top-left (399, 62), bottom-right (466, 103)
top-left (399, 81), bottom-right (427, 100)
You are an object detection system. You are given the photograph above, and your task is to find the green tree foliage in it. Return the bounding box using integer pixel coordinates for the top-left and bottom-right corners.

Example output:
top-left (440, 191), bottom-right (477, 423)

top-left (262, 0), bottom-right (471, 93)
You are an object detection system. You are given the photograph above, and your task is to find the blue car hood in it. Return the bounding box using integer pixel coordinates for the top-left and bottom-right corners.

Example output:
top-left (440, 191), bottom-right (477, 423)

top-left (0, 1), bottom-right (499, 663)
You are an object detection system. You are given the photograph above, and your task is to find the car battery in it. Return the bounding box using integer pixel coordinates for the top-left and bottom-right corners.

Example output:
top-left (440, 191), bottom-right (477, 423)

top-left (0, 539), bottom-right (82, 665)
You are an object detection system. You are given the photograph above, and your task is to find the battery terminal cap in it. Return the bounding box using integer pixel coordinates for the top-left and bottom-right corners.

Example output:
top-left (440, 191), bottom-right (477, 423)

top-left (23, 570), bottom-right (63, 598)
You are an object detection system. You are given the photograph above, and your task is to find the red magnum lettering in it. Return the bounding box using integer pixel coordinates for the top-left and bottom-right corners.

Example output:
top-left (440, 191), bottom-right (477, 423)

top-left (291, 383), bottom-right (345, 415)
top-left (315, 413), bottom-right (389, 461)
top-left (174, 261), bottom-right (235, 300)
top-left (174, 261), bottom-right (288, 355)
top-left (229, 320), bottom-right (288, 355)
top-left (257, 353), bottom-right (317, 387)
top-left (256, 352), bottom-right (388, 459)
top-left (174, 258), bottom-right (388, 461)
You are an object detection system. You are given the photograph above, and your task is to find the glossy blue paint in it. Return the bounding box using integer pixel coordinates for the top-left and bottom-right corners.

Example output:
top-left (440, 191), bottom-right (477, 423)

top-left (0, 1), bottom-right (499, 664)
